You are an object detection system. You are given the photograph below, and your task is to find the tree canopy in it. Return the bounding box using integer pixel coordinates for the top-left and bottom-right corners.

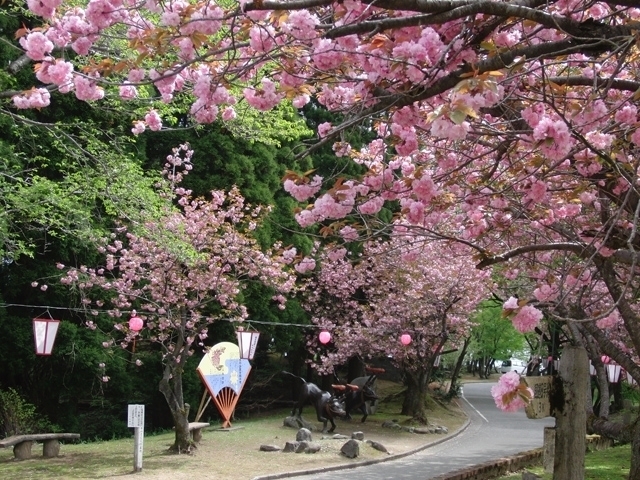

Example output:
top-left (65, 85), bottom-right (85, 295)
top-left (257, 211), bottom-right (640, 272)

top-left (9, 0), bottom-right (640, 473)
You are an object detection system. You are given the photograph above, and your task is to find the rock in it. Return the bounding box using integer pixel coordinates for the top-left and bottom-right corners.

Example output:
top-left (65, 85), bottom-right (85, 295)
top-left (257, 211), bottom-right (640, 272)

top-left (340, 439), bottom-right (360, 459)
top-left (283, 416), bottom-right (315, 430)
top-left (402, 426), bottom-right (415, 433)
top-left (283, 417), bottom-right (300, 429)
top-left (296, 428), bottom-right (313, 442)
top-left (381, 420), bottom-right (402, 430)
top-left (327, 434), bottom-right (349, 440)
top-left (351, 431), bottom-right (365, 441)
top-left (435, 426), bottom-right (448, 434)
top-left (366, 440), bottom-right (390, 454)
top-left (259, 444), bottom-right (282, 452)
top-left (294, 441), bottom-right (308, 453)
top-left (522, 472), bottom-right (542, 480)
top-left (283, 441), bottom-right (299, 453)
top-left (304, 442), bottom-right (321, 453)
top-left (413, 427), bottom-right (432, 434)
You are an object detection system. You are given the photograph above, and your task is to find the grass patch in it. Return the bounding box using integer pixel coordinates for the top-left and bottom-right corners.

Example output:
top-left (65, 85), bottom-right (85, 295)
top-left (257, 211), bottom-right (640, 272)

top-left (494, 443), bottom-right (631, 480)
top-left (0, 381), bottom-right (467, 480)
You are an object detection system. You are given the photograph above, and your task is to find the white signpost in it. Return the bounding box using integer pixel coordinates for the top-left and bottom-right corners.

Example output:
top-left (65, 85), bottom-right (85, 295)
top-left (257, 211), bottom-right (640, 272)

top-left (127, 404), bottom-right (145, 472)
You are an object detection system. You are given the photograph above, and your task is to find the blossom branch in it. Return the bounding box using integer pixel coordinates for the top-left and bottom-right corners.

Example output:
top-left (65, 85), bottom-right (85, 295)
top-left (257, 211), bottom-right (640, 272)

top-left (476, 243), bottom-right (589, 269)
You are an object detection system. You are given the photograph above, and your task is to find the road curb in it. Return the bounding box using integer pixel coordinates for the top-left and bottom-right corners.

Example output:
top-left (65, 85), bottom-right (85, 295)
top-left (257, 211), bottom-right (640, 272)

top-left (428, 448), bottom-right (543, 480)
top-left (252, 416), bottom-right (472, 480)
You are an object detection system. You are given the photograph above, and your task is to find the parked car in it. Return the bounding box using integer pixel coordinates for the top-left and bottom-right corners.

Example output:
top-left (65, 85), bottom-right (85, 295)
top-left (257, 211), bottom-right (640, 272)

top-left (500, 358), bottom-right (527, 374)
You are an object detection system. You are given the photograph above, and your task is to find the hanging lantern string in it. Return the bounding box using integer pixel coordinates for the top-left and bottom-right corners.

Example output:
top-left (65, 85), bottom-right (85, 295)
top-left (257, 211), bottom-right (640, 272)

top-left (0, 302), bottom-right (327, 329)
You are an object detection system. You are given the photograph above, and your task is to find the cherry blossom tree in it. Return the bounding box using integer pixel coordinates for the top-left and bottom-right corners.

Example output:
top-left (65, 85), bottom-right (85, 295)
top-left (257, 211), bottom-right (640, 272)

top-left (12, 0), bottom-right (640, 473)
top-left (300, 236), bottom-right (491, 422)
top-left (58, 145), bottom-right (295, 452)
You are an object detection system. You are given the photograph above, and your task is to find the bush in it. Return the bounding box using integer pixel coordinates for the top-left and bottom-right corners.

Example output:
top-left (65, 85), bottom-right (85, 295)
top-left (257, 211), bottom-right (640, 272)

top-left (0, 387), bottom-right (60, 437)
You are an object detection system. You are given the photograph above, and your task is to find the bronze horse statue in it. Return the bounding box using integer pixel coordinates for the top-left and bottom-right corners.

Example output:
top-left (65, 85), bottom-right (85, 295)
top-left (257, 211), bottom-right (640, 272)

top-left (282, 371), bottom-right (346, 433)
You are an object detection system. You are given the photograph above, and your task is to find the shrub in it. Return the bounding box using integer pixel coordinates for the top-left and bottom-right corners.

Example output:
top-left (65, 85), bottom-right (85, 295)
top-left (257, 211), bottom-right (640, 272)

top-left (0, 387), bottom-right (60, 436)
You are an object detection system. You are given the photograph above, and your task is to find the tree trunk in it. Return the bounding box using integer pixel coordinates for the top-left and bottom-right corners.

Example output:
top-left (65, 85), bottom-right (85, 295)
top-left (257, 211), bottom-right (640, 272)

top-left (449, 337), bottom-right (470, 397)
top-left (347, 356), bottom-right (366, 382)
top-left (401, 369), bottom-right (429, 424)
top-left (553, 346), bottom-right (588, 480)
top-left (478, 358), bottom-right (488, 379)
top-left (158, 364), bottom-right (193, 453)
top-left (629, 419), bottom-right (640, 479)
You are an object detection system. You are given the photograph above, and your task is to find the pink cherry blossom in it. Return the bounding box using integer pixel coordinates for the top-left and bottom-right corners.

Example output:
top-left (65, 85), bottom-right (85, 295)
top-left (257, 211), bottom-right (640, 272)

top-left (19, 32), bottom-right (54, 60)
top-left (284, 175), bottom-right (322, 202)
top-left (131, 121), bottom-right (146, 135)
top-left (144, 110), bottom-right (162, 131)
top-left (13, 88), bottom-right (51, 109)
top-left (491, 371), bottom-right (533, 412)
top-left (74, 76), bottom-right (105, 101)
top-left (282, 11), bottom-right (319, 40)
top-left (295, 257), bottom-right (316, 273)
top-left (512, 305), bottom-right (543, 333)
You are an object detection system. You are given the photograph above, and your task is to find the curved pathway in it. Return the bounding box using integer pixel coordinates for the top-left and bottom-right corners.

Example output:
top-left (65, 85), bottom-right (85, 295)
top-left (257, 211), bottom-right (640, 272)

top-left (284, 382), bottom-right (555, 480)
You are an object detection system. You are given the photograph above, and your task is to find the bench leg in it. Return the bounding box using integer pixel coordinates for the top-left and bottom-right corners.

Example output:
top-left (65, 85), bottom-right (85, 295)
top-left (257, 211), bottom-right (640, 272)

top-left (192, 429), bottom-right (203, 443)
top-left (13, 441), bottom-right (33, 460)
top-left (43, 439), bottom-right (61, 457)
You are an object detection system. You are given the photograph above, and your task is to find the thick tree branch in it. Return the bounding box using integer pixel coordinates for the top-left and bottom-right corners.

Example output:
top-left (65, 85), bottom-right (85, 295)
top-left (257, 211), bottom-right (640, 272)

top-left (324, 0), bottom-right (578, 39)
top-left (612, 249), bottom-right (640, 266)
top-left (475, 242), bottom-right (588, 269)
top-left (8, 54), bottom-right (31, 74)
top-left (581, 320), bottom-right (640, 383)
top-left (593, 256), bottom-right (640, 359)
top-left (244, 0), bottom-right (332, 11)
top-left (547, 76), bottom-right (640, 92)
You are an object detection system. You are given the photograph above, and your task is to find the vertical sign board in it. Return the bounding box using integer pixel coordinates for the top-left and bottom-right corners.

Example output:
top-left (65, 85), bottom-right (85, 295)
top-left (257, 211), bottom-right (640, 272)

top-left (524, 376), bottom-right (554, 419)
top-left (127, 404), bottom-right (145, 472)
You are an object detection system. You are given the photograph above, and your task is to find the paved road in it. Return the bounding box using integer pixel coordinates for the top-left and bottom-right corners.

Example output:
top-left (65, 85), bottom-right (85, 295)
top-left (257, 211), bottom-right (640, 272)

top-left (285, 382), bottom-right (555, 480)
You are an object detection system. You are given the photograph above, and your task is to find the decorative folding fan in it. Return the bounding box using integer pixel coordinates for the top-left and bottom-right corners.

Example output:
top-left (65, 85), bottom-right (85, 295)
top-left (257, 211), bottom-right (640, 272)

top-left (197, 341), bottom-right (251, 428)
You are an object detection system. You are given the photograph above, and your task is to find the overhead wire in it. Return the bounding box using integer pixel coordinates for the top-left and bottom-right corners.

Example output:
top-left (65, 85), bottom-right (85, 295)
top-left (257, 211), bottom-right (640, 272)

top-left (0, 302), bottom-right (320, 329)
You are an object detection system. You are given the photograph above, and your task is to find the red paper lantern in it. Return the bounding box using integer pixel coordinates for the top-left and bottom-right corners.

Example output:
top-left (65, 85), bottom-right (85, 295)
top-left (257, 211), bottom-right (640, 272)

top-left (319, 330), bottom-right (331, 344)
top-left (129, 316), bottom-right (144, 332)
top-left (400, 333), bottom-right (412, 345)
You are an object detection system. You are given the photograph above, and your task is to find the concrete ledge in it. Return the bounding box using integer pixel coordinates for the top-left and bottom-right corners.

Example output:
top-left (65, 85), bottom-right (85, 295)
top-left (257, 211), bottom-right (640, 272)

top-left (429, 448), bottom-right (543, 480)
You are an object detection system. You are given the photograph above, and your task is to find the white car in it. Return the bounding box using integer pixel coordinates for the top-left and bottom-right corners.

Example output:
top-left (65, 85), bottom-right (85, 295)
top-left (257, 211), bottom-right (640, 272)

top-left (500, 358), bottom-right (527, 374)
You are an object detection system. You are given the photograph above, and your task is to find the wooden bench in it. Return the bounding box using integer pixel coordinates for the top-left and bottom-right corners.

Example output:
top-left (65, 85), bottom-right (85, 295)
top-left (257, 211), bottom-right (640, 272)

top-left (188, 422), bottom-right (211, 442)
top-left (0, 433), bottom-right (80, 460)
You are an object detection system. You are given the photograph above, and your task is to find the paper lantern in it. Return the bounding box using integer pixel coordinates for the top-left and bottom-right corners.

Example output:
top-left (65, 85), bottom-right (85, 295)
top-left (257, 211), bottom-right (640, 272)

top-left (400, 334), bottom-right (412, 345)
top-left (626, 371), bottom-right (637, 386)
top-left (319, 330), bottom-right (331, 344)
top-left (237, 328), bottom-right (260, 360)
top-left (33, 317), bottom-right (60, 355)
top-left (129, 316), bottom-right (144, 332)
top-left (607, 364), bottom-right (622, 383)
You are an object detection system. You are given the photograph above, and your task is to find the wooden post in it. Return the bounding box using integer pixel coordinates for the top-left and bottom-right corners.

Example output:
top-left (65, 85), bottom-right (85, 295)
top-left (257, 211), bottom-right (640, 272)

top-left (554, 346), bottom-right (588, 480)
top-left (133, 425), bottom-right (144, 472)
top-left (128, 404), bottom-right (145, 473)
top-left (543, 426), bottom-right (555, 474)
